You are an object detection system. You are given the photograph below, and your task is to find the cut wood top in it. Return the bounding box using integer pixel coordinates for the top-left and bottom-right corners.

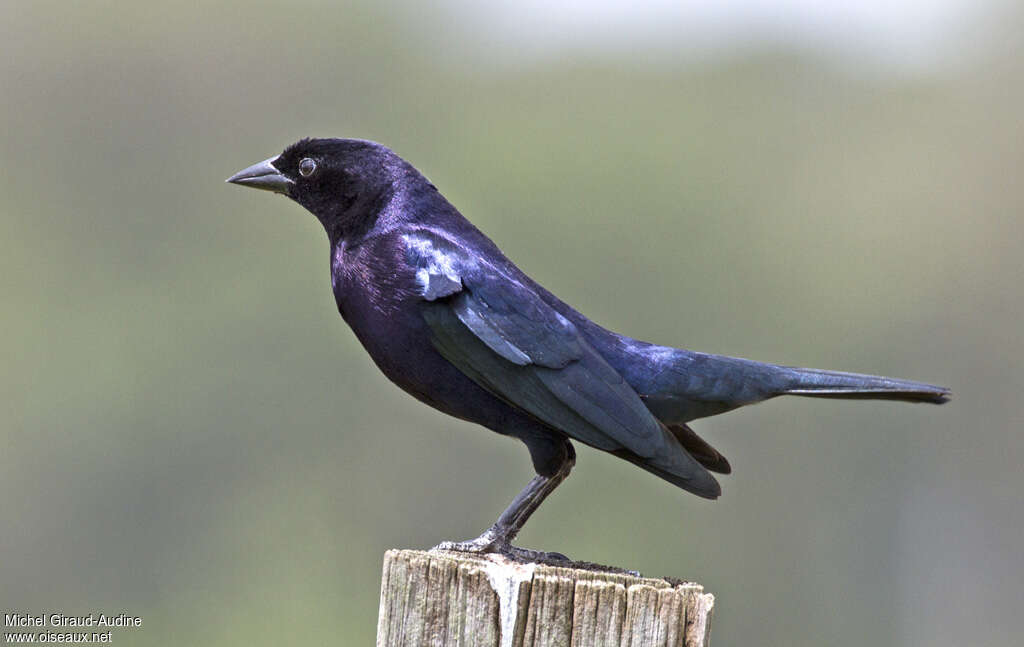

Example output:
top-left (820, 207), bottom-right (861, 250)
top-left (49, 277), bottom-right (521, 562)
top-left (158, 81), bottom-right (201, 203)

top-left (377, 549), bottom-right (714, 647)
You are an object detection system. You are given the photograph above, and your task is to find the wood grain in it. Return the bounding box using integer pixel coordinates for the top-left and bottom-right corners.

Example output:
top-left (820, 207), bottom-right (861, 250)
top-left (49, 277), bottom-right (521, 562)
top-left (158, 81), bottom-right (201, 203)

top-left (377, 549), bottom-right (713, 647)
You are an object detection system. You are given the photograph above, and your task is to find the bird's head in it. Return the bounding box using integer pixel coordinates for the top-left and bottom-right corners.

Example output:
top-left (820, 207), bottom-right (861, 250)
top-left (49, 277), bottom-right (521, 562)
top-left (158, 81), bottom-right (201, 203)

top-left (227, 138), bottom-right (415, 238)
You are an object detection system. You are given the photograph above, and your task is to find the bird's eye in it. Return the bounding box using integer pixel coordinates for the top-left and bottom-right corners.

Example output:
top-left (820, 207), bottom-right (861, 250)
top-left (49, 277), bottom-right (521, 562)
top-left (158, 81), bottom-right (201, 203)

top-left (298, 158), bottom-right (317, 177)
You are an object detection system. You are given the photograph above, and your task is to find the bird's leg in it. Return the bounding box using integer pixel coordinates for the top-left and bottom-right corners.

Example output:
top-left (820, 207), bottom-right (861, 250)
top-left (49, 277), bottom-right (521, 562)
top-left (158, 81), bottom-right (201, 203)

top-left (432, 451), bottom-right (574, 563)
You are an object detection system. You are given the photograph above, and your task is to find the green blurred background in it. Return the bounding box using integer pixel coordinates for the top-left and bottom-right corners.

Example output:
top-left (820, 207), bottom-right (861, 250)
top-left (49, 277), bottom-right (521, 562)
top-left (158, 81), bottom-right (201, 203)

top-left (3, 1), bottom-right (1021, 645)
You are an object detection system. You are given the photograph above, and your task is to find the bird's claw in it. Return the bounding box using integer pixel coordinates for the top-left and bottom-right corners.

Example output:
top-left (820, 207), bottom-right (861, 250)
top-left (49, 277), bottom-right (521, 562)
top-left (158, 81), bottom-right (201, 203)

top-left (431, 531), bottom-right (571, 565)
top-left (431, 537), bottom-right (501, 554)
top-left (502, 545), bottom-right (571, 564)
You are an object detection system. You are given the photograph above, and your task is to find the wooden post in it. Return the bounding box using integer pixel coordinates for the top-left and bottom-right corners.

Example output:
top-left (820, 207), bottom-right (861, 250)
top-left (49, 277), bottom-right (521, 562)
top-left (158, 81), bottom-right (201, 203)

top-left (376, 549), bottom-right (714, 647)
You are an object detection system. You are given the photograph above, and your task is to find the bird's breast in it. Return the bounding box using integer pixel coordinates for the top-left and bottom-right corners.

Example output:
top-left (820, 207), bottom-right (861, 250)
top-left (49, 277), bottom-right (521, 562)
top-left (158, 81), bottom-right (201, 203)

top-left (329, 243), bottom-right (512, 427)
top-left (330, 238), bottom-right (433, 368)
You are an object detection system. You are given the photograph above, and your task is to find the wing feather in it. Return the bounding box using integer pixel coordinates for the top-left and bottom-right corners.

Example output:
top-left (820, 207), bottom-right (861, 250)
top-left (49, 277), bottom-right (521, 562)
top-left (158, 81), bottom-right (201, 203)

top-left (404, 230), bottom-right (720, 497)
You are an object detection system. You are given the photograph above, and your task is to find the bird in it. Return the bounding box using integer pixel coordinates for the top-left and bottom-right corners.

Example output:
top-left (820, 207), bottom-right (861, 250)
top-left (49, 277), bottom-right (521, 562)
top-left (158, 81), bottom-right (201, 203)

top-left (227, 138), bottom-right (950, 561)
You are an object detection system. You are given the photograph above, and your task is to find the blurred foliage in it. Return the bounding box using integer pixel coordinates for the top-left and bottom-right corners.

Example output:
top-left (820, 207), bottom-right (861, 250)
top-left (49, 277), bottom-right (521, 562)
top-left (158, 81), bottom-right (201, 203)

top-left (2, 2), bottom-right (1022, 646)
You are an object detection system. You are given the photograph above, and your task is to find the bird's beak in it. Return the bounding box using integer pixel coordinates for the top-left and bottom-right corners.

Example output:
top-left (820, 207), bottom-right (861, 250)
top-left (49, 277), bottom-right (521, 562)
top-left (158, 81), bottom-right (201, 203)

top-left (226, 156), bottom-right (293, 194)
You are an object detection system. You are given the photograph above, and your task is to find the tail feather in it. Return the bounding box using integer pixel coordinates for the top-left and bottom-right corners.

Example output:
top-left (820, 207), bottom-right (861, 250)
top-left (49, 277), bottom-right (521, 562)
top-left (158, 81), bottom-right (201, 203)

top-left (611, 422), bottom-right (724, 499)
top-left (782, 367), bottom-right (951, 404)
top-left (613, 449), bottom-right (722, 499)
top-left (668, 423), bottom-right (731, 474)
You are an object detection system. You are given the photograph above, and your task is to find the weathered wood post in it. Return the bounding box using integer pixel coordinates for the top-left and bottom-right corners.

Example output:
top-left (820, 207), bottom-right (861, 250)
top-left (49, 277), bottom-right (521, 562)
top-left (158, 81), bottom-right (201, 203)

top-left (376, 549), bottom-right (714, 647)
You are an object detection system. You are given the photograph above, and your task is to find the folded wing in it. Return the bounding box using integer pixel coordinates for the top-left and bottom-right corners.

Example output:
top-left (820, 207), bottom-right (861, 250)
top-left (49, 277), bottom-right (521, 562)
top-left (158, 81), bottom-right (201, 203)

top-left (403, 230), bottom-right (721, 498)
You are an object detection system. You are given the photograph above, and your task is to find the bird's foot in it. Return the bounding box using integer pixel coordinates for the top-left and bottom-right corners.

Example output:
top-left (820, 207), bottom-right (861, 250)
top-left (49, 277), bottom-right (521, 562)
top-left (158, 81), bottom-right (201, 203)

top-left (431, 528), bottom-right (570, 565)
top-left (502, 544), bottom-right (571, 564)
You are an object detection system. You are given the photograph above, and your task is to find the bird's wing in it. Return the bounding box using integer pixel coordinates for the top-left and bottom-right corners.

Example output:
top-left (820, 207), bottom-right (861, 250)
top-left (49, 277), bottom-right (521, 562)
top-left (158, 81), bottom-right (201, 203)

top-left (402, 230), bottom-right (720, 497)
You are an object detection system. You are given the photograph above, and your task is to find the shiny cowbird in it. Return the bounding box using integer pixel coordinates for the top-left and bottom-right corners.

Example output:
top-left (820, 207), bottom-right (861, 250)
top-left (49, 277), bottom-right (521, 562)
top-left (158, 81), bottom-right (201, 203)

top-left (228, 138), bottom-right (950, 560)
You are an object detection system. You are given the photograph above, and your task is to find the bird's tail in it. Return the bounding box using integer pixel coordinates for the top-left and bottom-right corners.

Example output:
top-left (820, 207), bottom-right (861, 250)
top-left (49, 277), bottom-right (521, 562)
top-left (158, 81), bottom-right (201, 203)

top-left (780, 367), bottom-right (951, 404)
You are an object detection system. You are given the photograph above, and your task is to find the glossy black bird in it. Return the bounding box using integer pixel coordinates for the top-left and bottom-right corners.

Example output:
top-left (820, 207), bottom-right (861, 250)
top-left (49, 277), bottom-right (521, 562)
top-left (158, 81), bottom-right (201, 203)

top-left (228, 138), bottom-right (950, 560)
